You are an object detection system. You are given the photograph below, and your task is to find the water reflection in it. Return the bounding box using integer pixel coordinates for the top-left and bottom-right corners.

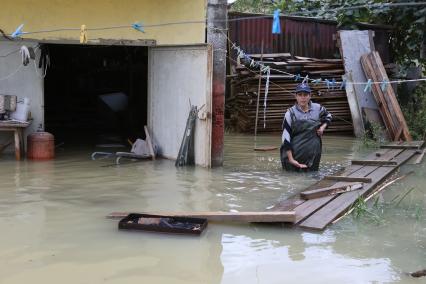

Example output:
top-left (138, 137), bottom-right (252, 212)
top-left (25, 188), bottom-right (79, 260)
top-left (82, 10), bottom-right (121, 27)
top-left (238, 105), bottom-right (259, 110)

top-left (0, 134), bottom-right (424, 283)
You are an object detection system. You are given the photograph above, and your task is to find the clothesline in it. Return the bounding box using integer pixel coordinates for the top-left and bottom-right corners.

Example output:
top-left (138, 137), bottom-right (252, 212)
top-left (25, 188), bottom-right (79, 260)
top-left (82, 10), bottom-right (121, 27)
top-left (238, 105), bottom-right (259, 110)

top-left (215, 27), bottom-right (426, 89)
top-left (1, 1), bottom-right (424, 37)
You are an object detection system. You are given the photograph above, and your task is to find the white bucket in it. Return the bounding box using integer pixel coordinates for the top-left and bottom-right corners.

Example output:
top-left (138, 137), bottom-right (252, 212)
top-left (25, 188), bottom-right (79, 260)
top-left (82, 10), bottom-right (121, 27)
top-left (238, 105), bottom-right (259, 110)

top-left (11, 97), bottom-right (30, 122)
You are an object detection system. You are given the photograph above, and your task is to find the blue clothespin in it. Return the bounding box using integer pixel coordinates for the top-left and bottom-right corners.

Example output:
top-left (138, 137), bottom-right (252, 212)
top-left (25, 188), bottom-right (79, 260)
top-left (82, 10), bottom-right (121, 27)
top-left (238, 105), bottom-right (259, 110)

top-left (340, 79), bottom-right (346, 90)
top-left (244, 54), bottom-right (251, 62)
top-left (312, 78), bottom-right (321, 85)
top-left (380, 79), bottom-right (389, 91)
top-left (261, 65), bottom-right (270, 73)
top-left (325, 79), bottom-right (331, 89)
top-left (331, 78), bottom-right (336, 89)
top-left (272, 9), bottom-right (281, 34)
top-left (250, 59), bottom-right (256, 67)
top-left (294, 74), bottom-right (301, 81)
top-left (12, 24), bottom-right (24, 38)
top-left (302, 75), bottom-right (309, 84)
top-left (132, 22), bottom-right (145, 33)
top-left (237, 49), bottom-right (245, 59)
top-left (364, 79), bottom-right (372, 93)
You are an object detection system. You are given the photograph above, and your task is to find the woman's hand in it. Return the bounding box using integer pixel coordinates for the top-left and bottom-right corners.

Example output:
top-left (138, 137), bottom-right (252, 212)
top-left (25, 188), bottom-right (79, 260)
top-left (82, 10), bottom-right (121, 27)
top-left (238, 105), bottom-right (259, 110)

top-left (317, 123), bottom-right (327, 136)
top-left (290, 159), bottom-right (308, 169)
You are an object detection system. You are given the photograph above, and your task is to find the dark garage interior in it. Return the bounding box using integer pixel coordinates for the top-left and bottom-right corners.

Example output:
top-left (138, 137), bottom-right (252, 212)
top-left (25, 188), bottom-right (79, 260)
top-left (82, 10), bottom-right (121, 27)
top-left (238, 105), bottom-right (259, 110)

top-left (43, 44), bottom-right (148, 147)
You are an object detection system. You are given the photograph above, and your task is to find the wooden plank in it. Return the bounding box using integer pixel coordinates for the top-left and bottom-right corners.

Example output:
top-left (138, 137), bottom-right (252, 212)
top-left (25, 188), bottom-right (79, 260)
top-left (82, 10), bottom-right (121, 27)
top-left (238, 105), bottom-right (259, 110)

top-left (324, 176), bottom-right (372, 183)
top-left (351, 160), bottom-right (397, 166)
top-left (299, 149), bottom-right (416, 230)
top-left (253, 146), bottom-right (278, 151)
top-left (415, 148), bottom-right (426, 164)
top-left (380, 145), bottom-right (421, 149)
top-left (360, 54), bottom-right (397, 139)
top-left (371, 52), bottom-right (412, 141)
top-left (341, 73), bottom-right (364, 137)
top-left (14, 129), bottom-right (20, 160)
top-left (248, 53), bottom-right (292, 59)
top-left (107, 211), bottom-right (296, 223)
top-left (338, 30), bottom-right (378, 138)
top-left (365, 52), bottom-right (400, 138)
top-left (361, 52), bottom-right (412, 141)
top-left (293, 165), bottom-right (371, 223)
top-left (292, 148), bottom-right (401, 224)
top-left (300, 183), bottom-right (363, 200)
top-left (380, 140), bottom-right (424, 149)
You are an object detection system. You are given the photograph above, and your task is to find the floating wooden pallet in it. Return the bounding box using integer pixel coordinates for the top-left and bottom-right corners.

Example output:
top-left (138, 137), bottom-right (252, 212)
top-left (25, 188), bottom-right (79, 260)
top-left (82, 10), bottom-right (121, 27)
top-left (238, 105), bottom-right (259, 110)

top-left (273, 140), bottom-right (424, 230)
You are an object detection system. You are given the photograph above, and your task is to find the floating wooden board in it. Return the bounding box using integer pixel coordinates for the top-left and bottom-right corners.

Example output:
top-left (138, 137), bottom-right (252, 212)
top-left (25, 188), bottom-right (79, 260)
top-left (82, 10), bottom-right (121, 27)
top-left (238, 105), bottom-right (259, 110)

top-left (381, 145), bottom-right (421, 149)
top-left (351, 159), bottom-right (397, 166)
top-left (324, 176), bottom-right (372, 183)
top-left (380, 141), bottom-right (424, 149)
top-left (415, 149), bottom-right (426, 164)
top-left (107, 211), bottom-right (296, 223)
top-left (299, 149), bottom-right (417, 230)
top-left (282, 148), bottom-right (402, 224)
top-left (254, 146), bottom-right (278, 151)
top-left (300, 183), bottom-right (363, 200)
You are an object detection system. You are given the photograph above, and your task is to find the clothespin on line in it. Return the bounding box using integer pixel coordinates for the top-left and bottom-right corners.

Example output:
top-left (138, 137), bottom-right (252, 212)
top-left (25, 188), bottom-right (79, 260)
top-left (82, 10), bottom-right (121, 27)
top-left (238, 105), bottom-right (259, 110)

top-left (364, 79), bottom-right (372, 93)
top-left (381, 79), bottom-right (389, 91)
top-left (80, 24), bottom-right (88, 44)
top-left (12, 24), bottom-right (25, 38)
top-left (312, 78), bottom-right (321, 85)
top-left (132, 22), bottom-right (145, 33)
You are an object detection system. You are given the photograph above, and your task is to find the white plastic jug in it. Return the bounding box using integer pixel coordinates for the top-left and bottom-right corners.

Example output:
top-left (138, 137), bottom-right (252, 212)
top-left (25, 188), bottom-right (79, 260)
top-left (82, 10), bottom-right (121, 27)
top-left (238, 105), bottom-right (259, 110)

top-left (11, 97), bottom-right (30, 122)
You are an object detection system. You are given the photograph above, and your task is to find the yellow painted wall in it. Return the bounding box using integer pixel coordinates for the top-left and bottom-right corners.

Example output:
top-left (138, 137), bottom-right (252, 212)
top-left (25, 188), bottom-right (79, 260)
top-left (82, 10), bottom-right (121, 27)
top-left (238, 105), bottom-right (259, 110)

top-left (0, 0), bottom-right (206, 44)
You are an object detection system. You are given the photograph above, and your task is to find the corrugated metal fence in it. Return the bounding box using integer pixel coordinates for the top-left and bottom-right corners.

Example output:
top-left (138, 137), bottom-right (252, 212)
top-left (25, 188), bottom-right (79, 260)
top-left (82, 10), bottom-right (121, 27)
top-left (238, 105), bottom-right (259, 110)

top-left (229, 12), bottom-right (339, 58)
top-left (228, 12), bottom-right (392, 62)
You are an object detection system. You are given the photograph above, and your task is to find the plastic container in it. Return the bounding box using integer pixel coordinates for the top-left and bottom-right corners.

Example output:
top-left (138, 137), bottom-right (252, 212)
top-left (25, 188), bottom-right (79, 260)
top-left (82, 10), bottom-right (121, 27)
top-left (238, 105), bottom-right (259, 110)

top-left (27, 132), bottom-right (55, 160)
top-left (11, 97), bottom-right (30, 122)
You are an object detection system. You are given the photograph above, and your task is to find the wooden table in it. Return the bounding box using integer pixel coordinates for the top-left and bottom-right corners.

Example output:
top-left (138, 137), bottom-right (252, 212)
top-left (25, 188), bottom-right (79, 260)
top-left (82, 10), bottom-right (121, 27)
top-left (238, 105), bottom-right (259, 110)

top-left (0, 121), bottom-right (30, 160)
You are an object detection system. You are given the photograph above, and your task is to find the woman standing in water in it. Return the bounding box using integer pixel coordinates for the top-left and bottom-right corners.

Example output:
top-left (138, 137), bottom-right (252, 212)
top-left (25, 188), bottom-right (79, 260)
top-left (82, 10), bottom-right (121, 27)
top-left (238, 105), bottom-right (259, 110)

top-left (280, 83), bottom-right (332, 171)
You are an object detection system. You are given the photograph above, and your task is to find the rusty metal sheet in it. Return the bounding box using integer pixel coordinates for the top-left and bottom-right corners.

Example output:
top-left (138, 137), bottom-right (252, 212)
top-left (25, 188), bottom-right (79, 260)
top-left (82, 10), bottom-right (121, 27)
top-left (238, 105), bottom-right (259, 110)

top-left (229, 13), bottom-right (339, 59)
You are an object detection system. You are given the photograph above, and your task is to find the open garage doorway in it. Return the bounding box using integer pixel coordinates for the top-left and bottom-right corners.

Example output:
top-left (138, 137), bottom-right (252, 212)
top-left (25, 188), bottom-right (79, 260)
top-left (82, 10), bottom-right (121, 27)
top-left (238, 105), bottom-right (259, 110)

top-left (43, 44), bottom-right (148, 148)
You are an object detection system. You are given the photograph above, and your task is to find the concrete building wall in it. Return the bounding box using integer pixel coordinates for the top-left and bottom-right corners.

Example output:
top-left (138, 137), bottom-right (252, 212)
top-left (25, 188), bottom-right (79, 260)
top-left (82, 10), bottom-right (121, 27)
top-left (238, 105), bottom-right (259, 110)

top-left (0, 0), bottom-right (206, 45)
top-left (0, 42), bottom-right (44, 151)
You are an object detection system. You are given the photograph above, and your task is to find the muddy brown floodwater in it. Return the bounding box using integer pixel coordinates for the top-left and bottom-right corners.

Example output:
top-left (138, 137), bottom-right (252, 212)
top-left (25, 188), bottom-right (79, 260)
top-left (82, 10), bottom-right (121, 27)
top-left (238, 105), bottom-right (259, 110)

top-left (0, 134), bottom-right (425, 283)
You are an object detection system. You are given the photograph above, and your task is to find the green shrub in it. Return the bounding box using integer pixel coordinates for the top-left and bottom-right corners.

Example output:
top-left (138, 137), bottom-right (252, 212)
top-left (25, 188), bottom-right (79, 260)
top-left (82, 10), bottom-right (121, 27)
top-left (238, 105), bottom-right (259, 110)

top-left (402, 82), bottom-right (426, 140)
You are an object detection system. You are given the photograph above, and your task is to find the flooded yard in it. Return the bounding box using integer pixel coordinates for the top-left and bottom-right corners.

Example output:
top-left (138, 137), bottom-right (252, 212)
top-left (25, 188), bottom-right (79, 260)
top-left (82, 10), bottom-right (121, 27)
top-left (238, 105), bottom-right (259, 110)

top-left (0, 134), bottom-right (425, 283)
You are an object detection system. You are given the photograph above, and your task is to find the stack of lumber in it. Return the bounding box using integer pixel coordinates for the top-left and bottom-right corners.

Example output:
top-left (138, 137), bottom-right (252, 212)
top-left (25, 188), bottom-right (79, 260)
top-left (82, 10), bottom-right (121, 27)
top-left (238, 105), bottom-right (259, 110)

top-left (227, 54), bottom-right (353, 134)
top-left (360, 51), bottom-right (412, 141)
top-left (272, 140), bottom-right (424, 230)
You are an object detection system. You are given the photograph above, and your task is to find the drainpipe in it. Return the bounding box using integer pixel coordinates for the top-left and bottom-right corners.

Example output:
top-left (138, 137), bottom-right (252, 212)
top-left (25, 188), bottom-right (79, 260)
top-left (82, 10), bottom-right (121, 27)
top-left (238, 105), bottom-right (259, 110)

top-left (207, 0), bottom-right (227, 167)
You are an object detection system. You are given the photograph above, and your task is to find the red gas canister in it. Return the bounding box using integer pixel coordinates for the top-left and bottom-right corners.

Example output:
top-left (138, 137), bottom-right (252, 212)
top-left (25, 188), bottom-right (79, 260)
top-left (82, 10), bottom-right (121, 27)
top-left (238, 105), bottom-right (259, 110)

top-left (27, 132), bottom-right (55, 160)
